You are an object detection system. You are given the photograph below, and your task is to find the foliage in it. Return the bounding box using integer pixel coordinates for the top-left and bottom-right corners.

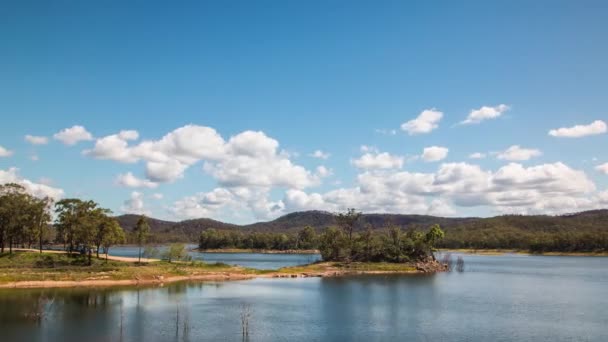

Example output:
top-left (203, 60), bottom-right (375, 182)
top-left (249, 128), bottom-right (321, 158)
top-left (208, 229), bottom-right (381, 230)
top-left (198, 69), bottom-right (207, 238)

top-left (0, 184), bottom-right (53, 253)
top-left (162, 243), bottom-right (190, 263)
top-left (133, 215), bottom-right (150, 262)
top-left (437, 214), bottom-right (608, 253)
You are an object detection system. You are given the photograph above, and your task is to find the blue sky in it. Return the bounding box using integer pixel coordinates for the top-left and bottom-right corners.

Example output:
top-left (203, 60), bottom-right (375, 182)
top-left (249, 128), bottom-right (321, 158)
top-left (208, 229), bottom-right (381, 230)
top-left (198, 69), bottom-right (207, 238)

top-left (1, 1), bottom-right (607, 223)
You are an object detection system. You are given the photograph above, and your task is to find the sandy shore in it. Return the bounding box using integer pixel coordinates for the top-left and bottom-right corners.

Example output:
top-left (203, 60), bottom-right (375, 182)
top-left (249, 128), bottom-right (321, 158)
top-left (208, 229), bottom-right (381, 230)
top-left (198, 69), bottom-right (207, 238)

top-left (12, 248), bottom-right (160, 263)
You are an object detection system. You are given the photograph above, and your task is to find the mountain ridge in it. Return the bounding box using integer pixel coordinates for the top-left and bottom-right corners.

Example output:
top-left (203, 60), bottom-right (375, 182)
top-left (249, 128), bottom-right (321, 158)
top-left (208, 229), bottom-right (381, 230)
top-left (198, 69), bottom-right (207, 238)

top-left (116, 209), bottom-right (608, 241)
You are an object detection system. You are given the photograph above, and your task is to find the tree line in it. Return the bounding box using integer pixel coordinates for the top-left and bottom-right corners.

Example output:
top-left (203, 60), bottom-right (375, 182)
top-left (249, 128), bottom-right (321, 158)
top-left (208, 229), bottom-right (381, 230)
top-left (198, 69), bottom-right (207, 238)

top-left (200, 209), bottom-right (445, 263)
top-left (0, 183), bottom-right (135, 264)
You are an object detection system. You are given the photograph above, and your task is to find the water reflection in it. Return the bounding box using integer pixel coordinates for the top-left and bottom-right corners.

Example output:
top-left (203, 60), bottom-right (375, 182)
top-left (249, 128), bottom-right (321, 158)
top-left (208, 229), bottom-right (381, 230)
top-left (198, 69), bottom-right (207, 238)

top-left (1, 254), bottom-right (607, 341)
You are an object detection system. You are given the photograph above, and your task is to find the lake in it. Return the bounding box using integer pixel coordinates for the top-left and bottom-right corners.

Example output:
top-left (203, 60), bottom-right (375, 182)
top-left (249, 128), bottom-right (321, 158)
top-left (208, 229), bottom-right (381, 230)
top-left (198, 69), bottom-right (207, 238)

top-left (1, 253), bottom-right (607, 341)
top-left (107, 245), bottom-right (322, 270)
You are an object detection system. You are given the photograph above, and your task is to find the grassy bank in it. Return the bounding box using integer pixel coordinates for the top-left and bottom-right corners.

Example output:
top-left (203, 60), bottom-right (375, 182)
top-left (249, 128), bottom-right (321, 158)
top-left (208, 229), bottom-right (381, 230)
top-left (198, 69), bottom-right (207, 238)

top-left (0, 251), bottom-right (441, 288)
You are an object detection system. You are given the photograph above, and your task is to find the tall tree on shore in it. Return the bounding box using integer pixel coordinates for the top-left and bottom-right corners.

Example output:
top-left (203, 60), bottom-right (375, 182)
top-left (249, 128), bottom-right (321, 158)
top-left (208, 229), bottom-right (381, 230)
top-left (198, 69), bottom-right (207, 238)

top-left (101, 219), bottom-right (126, 261)
top-left (134, 215), bottom-right (150, 263)
top-left (335, 208), bottom-right (362, 260)
top-left (0, 184), bottom-right (29, 254)
top-left (31, 197), bottom-right (52, 253)
top-left (55, 199), bottom-right (83, 255)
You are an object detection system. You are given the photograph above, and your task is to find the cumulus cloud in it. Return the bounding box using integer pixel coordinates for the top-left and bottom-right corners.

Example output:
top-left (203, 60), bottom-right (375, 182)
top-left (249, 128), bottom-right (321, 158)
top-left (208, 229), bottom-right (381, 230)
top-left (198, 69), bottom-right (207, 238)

top-left (401, 109), bottom-right (443, 135)
top-left (170, 187), bottom-right (285, 221)
top-left (469, 152), bottom-right (486, 159)
top-left (0, 146), bottom-right (13, 157)
top-left (278, 161), bottom-right (602, 217)
top-left (422, 146), bottom-right (449, 162)
top-left (24, 135), bottom-right (48, 145)
top-left (461, 104), bottom-right (509, 125)
top-left (85, 126), bottom-right (319, 189)
top-left (496, 145), bottom-right (542, 161)
top-left (0, 167), bottom-right (64, 200)
top-left (53, 125), bottom-right (93, 145)
top-left (121, 191), bottom-right (149, 215)
top-left (83, 130), bottom-right (140, 163)
top-left (548, 120), bottom-right (607, 138)
top-left (315, 166), bottom-right (333, 178)
top-left (115, 172), bottom-right (158, 189)
top-left (352, 148), bottom-right (404, 169)
top-left (309, 150), bottom-right (330, 159)
top-left (151, 193), bottom-right (164, 200)
top-left (594, 162), bottom-right (608, 175)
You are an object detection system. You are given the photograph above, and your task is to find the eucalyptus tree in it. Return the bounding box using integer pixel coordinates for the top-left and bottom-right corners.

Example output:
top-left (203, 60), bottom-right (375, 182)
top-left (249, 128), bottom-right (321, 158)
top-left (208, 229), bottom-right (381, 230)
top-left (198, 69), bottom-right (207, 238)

top-left (29, 196), bottom-right (53, 253)
top-left (134, 215), bottom-right (150, 263)
top-left (0, 183), bottom-right (28, 253)
top-left (100, 218), bottom-right (125, 261)
top-left (55, 198), bottom-right (97, 256)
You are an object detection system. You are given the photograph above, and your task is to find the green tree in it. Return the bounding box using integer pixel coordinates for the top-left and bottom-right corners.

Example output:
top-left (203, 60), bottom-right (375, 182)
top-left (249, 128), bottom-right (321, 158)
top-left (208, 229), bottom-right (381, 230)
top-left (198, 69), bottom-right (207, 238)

top-left (134, 215), bottom-right (150, 263)
top-left (101, 219), bottom-right (126, 261)
top-left (164, 243), bottom-right (187, 263)
top-left (297, 226), bottom-right (318, 250)
top-left (55, 199), bottom-right (86, 255)
top-left (319, 227), bottom-right (348, 261)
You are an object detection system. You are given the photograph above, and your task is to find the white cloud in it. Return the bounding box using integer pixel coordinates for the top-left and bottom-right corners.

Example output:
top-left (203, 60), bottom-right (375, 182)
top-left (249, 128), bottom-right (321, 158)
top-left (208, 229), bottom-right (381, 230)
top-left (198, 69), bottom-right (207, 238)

top-left (496, 145), bottom-right (542, 161)
top-left (461, 104), bottom-right (509, 125)
top-left (276, 161), bottom-right (603, 217)
top-left (121, 191), bottom-right (149, 215)
top-left (151, 193), bottom-right (164, 200)
top-left (548, 120), bottom-right (607, 138)
top-left (30, 155), bottom-right (39, 161)
top-left (24, 135), bottom-right (48, 145)
top-left (469, 152), bottom-right (486, 159)
top-left (422, 146), bottom-right (449, 162)
top-left (401, 109), bottom-right (443, 135)
top-left (352, 149), bottom-right (404, 169)
top-left (309, 150), bottom-right (330, 159)
top-left (115, 172), bottom-right (158, 189)
top-left (53, 125), bottom-right (93, 145)
top-left (85, 126), bottom-right (319, 189)
top-left (203, 130), bottom-right (319, 189)
top-left (0, 146), bottom-right (13, 157)
top-left (375, 129), bottom-right (397, 136)
top-left (83, 130), bottom-right (140, 163)
top-left (315, 166), bottom-right (333, 178)
top-left (595, 163), bottom-right (608, 175)
top-left (0, 167), bottom-right (64, 200)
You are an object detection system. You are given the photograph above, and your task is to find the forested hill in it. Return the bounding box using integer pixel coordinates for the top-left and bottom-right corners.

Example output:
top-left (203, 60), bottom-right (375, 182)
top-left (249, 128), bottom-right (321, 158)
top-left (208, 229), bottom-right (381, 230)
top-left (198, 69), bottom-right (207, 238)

top-left (116, 209), bottom-right (608, 245)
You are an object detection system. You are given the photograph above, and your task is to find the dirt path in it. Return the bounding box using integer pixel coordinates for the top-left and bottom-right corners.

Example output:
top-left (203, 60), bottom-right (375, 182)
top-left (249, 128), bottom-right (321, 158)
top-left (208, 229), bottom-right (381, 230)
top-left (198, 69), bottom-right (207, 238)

top-left (12, 248), bottom-right (160, 263)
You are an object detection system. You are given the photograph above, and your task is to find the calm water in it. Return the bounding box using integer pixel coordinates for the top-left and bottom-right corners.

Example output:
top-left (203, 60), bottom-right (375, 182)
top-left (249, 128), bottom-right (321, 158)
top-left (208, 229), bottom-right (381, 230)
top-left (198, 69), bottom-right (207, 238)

top-left (107, 245), bottom-right (321, 270)
top-left (1, 253), bottom-right (607, 341)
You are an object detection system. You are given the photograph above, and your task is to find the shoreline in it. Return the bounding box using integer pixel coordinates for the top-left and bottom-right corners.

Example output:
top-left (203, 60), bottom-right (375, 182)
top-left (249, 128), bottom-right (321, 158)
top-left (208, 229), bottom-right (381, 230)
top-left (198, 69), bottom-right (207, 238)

top-left (194, 248), bottom-right (320, 254)
top-left (0, 250), bottom-right (445, 289)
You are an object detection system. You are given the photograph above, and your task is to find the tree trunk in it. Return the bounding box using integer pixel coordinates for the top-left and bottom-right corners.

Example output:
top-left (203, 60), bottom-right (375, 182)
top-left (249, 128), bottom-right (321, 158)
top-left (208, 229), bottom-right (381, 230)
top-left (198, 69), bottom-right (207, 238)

top-left (88, 248), bottom-right (92, 265)
top-left (106, 250), bottom-right (109, 261)
top-left (9, 237), bottom-right (13, 254)
top-left (39, 215), bottom-right (44, 254)
top-left (96, 244), bottom-right (100, 258)
top-left (138, 246), bottom-right (142, 263)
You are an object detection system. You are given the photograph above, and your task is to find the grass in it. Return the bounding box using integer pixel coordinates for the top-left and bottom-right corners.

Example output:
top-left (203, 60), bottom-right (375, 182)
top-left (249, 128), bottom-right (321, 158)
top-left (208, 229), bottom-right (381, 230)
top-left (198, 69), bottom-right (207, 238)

top-left (0, 251), bottom-right (249, 283)
top-left (0, 251), bottom-right (428, 286)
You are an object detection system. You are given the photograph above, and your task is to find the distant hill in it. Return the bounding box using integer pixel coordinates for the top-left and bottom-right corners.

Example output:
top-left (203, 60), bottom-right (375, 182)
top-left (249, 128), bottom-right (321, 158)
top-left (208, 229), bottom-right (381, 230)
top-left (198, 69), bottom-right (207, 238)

top-left (116, 209), bottom-right (608, 243)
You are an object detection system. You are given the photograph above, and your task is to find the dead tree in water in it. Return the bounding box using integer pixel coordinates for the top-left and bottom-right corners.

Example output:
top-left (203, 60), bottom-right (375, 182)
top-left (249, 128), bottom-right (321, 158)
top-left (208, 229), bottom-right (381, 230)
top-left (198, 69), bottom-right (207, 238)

top-left (240, 303), bottom-right (252, 339)
top-left (456, 256), bottom-right (465, 272)
top-left (441, 253), bottom-right (454, 272)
